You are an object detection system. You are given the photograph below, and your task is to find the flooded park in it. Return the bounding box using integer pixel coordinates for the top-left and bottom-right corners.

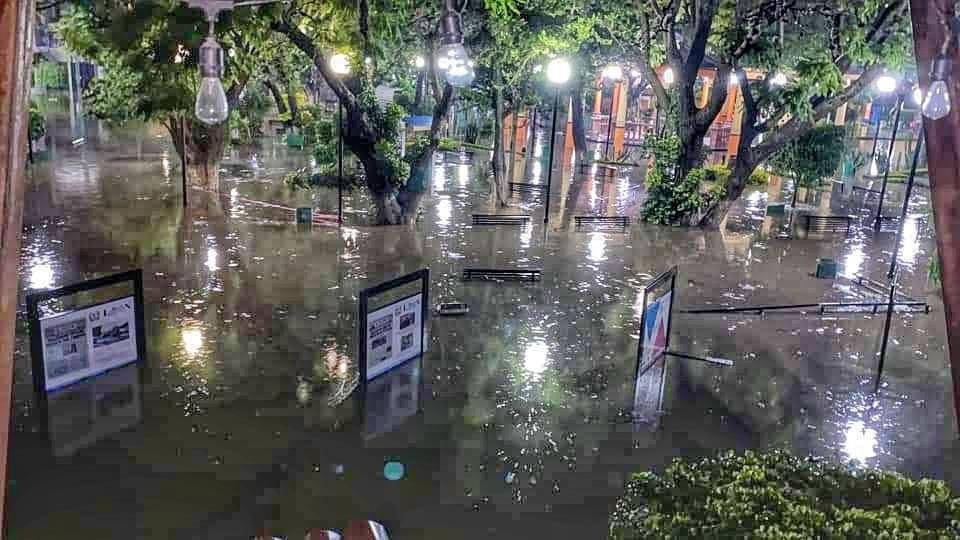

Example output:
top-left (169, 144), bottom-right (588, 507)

top-left (5, 99), bottom-right (958, 538)
top-left (5, 0), bottom-right (960, 537)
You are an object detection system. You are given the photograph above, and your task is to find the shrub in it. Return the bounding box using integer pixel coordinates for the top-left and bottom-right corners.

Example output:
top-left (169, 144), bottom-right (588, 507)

top-left (748, 168), bottom-right (770, 185)
top-left (704, 164), bottom-right (731, 186)
top-left (609, 450), bottom-right (960, 539)
top-left (29, 100), bottom-right (46, 141)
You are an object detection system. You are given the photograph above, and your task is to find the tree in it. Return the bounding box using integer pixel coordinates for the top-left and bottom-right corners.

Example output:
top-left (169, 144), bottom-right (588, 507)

top-left (55, 0), bottom-right (275, 191)
top-left (267, 0), bottom-right (460, 224)
top-left (617, 0), bottom-right (912, 229)
top-left (770, 124), bottom-right (846, 206)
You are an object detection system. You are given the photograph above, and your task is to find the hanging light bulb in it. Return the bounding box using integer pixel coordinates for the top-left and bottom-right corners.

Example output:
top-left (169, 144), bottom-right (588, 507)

top-left (912, 86), bottom-right (923, 106)
top-left (923, 81), bottom-right (951, 120)
top-left (922, 56), bottom-right (952, 120)
top-left (437, 0), bottom-right (473, 87)
top-left (770, 72), bottom-right (788, 86)
top-left (195, 35), bottom-right (228, 125)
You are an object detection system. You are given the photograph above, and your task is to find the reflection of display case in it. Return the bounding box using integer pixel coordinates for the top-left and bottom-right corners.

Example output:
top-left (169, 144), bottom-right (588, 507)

top-left (46, 363), bottom-right (143, 457)
top-left (364, 358), bottom-right (421, 440)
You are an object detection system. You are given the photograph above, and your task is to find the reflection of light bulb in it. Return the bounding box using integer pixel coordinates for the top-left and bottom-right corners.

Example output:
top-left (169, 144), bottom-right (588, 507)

top-left (524, 341), bottom-right (548, 376)
top-left (728, 73), bottom-right (739, 86)
top-left (912, 87), bottom-right (923, 106)
top-left (182, 327), bottom-right (203, 357)
top-left (437, 56), bottom-right (450, 70)
top-left (922, 80), bottom-right (951, 120)
top-left (196, 76), bottom-right (228, 125)
top-left (414, 55), bottom-right (425, 69)
top-left (869, 158), bottom-right (879, 177)
top-left (662, 67), bottom-right (675, 86)
top-left (770, 72), bottom-right (787, 86)
top-left (533, 64), bottom-right (543, 73)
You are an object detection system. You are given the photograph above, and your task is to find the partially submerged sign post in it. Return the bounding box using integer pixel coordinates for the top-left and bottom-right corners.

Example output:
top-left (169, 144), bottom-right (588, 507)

top-left (26, 269), bottom-right (147, 401)
top-left (358, 269), bottom-right (429, 382)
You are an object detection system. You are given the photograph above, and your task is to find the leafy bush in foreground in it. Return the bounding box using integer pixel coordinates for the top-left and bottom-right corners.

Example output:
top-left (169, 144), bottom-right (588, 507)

top-left (610, 450), bottom-right (960, 539)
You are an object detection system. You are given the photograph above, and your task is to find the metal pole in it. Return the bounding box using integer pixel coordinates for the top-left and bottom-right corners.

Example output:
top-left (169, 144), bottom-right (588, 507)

top-left (874, 94), bottom-right (904, 230)
top-left (338, 102), bottom-right (343, 226)
top-left (181, 115), bottom-right (188, 207)
top-left (869, 105), bottom-right (883, 168)
top-left (604, 83), bottom-right (615, 158)
top-left (888, 130), bottom-right (925, 279)
top-left (543, 90), bottom-right (560, 224)
top-left (874, 273), bottom-right (898, 392)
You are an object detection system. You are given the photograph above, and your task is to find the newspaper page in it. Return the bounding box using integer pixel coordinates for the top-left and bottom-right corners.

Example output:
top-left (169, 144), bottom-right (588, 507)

top-left (366, 293), bottom-right (422, 380)
top-left (39, 296), bottom-right (139, 391)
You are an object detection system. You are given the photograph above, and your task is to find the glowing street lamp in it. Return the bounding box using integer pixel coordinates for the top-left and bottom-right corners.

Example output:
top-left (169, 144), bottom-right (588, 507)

top-left (543, 57), bottom-right (571, 224)
top-left (875, 74), bottom-right (898, 94)
top-left (330, 52), bottom-right (350, 225)
top-left (662, 67), bottom-right (675, 87)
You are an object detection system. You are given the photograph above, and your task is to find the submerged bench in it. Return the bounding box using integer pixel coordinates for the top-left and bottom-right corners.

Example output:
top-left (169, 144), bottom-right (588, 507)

top-left (574, 215), bottom-right (630, 229)
top-left (804, 215), bottom-right (852, 234)
top-left (472, 214), bottom-right (531, 226)
top-left (462, 268), bottom-right (542, 282)
top-left (509, 182), bottom-right (547, 194)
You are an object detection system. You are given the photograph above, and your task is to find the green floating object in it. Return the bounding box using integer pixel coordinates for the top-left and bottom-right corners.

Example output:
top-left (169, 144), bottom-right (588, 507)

top-left (767, 203), bottom-right (786, 216)
top-left (816, 258), bottom-right (838, 279)
top-left (384, 461), bottom-right (405, 481)
top-left (296, 207), bottom-right (313, 225)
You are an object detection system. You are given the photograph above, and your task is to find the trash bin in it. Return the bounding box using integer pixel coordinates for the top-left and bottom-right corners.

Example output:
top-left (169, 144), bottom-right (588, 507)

top-left (296, 207), bottom-right (313, 225)
top-left (816, 258), bottom-right (838, 279)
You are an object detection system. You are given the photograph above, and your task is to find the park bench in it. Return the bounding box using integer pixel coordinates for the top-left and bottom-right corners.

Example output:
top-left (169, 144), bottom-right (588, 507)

top-left (462, 268), bottom-right (542, 282)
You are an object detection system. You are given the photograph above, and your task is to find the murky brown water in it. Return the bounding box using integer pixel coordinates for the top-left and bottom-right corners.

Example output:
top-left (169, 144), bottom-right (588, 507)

top-left (6, 104), bottom-right (958, 539)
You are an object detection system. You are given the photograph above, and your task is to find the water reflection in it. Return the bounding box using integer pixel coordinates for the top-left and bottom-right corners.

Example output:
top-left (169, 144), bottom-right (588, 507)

top-left (898, 215), bottom-right (920, 267)
top-left (29, 261), bottom-right (55, 290)
top-left (8, 114), bottom-right (954, 539)
top-left (587, 233), bottom-right (606, 262)
top-left (181, 326), bottom-right (204, 357)
top-left (523, 340), bottom-right (549, 378)
top-left (842, 420), bottom-right (878, 464)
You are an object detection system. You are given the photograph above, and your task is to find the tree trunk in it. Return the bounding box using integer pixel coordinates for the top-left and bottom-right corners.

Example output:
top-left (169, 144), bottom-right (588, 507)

top-left (168, 117), bottom-right (227, 193)
top-left (264, 79), bottom-right (288, 118)
top-left (414, 72), bottom-right (425, 113)
top-left (285, 82), bottom-right (301, 127)
top-left (698, 154), bottom-right (756, 229)
top-left (489, 72), bottom-right (508, 206)
top-left (507, 105), bottom-right (520, 182)
top-left (571, 78), bottom-right (588, 159)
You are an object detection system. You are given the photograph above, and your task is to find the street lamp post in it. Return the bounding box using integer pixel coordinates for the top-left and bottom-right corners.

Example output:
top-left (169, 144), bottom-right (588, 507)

top-left (544, 58), bottom-right (571, 225)
top-left (869, 74), bottom-right (899, 177)
top-left (873, 88), bottom-right (905, 230)
top-left (601, 65), bottom-right (622, 159)
top-left (330, 53), bottom-right (351, 226)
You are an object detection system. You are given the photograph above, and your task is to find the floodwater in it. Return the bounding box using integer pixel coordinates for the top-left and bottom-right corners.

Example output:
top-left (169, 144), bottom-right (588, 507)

top-left (6, 106), bottom-right (959, 539)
